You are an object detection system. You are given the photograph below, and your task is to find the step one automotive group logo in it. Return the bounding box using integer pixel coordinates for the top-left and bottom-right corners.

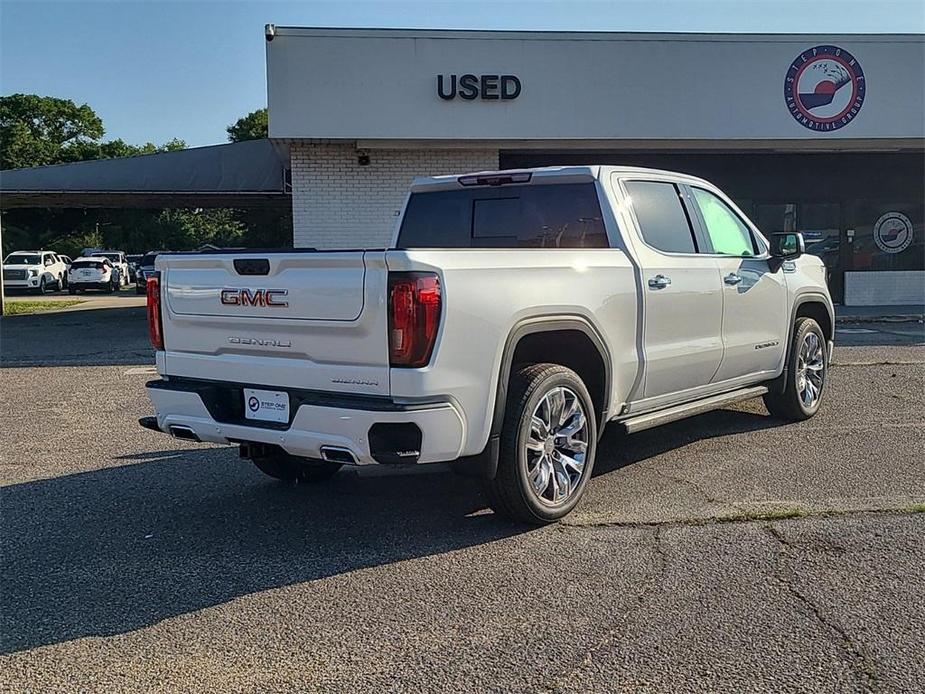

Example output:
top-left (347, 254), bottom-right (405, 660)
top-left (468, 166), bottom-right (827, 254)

top-left (873, 212), bottom-right (914, 254)
top-left (784, 45), bottom-right (865, 131)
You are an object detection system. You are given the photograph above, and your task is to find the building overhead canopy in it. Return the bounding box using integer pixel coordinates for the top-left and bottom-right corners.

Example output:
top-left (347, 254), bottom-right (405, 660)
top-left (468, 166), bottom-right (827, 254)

top-left (266, 28), bottom-right (925, 145)
top-left (0, 139), bottom-right (290, 209)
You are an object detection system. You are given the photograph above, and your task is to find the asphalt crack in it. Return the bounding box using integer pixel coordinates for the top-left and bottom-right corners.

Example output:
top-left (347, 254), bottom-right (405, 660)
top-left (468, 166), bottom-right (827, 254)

top-left (538, 526), bottom-right (668, 693)
top-left (649, 465), bottom-right (745, 517)
top-left (763, 523), bottom-right (880, 692)
top-left (561, 505), bottom-right (925, 531)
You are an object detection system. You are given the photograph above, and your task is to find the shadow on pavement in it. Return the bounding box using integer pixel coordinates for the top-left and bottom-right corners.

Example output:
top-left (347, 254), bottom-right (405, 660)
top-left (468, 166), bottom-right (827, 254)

top-left (0, 405), bottom-right (789, 654)
top-left (0, 306), bottom-right (151, 367)
top-left (593, 407), bottom-right (785, 477)
top-left (0, 449), bottom-right (522, 654)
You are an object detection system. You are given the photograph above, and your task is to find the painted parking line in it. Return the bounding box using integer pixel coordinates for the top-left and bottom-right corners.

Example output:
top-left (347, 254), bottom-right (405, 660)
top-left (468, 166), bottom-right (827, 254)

top-left (124, 366), bottom-right (158, 375)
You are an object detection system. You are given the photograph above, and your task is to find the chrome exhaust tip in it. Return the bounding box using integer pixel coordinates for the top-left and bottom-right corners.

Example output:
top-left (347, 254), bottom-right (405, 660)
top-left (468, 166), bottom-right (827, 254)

top-left (319, 446), bottom-right (356, 464)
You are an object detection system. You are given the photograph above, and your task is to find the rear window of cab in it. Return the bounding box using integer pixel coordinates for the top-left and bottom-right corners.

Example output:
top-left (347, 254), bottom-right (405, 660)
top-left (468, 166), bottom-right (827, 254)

top-left (397, 183), bottom-right (609, 249)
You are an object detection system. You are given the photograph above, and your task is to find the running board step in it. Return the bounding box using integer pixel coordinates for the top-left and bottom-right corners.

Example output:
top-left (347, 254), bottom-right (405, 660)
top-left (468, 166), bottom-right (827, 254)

top-left (617, 386), bottom-right (769, 435)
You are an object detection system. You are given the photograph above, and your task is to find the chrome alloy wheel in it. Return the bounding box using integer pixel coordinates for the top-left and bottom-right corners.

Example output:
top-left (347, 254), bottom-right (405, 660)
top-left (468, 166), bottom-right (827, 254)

top-left (525, 386), bottom-right (589, 506)
top-left (797, 331), bottom-right (826, 409)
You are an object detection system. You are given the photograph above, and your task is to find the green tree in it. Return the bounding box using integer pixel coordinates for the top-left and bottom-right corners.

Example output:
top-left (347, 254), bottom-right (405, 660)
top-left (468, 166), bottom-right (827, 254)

top-left (224, 107), bottom-right (290, 247)
top-left (0, 94), bottom-right (104, 169)
top-left (227, 108), bottom-right (268, 142)
top-left (61, 136), bottom-right (187, 163)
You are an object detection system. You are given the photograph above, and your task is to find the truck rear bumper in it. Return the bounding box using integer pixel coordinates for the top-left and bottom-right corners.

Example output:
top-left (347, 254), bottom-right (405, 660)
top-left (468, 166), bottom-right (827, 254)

top-left (144, 378), bottom-right (465, 465)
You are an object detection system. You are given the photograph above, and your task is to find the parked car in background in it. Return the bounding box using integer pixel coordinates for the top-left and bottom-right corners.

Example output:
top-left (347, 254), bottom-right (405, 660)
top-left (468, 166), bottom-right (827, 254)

top-left (126, 254), bottom-right (143, 282)
top-left (68, 257), bottom-right (120, 293)
top-left (134, 252), bottom-right (161, 294)
top-left (57, 255), bottom-right (73, 288)
top-left (2, 250), bottom-right (67, 294)
top-left (83, 250), bottom-right (130, 287)
top-left (141, 165), bottom-right (834, 524)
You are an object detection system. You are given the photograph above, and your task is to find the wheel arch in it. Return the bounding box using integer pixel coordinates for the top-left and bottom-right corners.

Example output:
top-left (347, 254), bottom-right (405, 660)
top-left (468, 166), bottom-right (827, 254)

top-left (793, 297), bottom-right (834, 344)
top-left (769, 293), bottom-right (834, 395)
top-left (455, 315), bottom-right (612, 480)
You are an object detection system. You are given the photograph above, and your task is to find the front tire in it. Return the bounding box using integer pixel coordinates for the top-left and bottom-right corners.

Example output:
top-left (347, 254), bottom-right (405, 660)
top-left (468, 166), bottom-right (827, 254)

top-left (34, 277), bottom-right (47, 295)
top-left (764, 318), bottom-right (828, 421)
top-left (483, 363), bottom-right (597, 524)
top-left (252, 452), bottom-right (342, 483)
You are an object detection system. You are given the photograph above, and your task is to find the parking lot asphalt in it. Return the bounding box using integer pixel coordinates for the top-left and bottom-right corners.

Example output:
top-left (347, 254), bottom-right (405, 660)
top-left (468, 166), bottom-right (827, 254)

top-left (1, 308), bottom-right (923, 692)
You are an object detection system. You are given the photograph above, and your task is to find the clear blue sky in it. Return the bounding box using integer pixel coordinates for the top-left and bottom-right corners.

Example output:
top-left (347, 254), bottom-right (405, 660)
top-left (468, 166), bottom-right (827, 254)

top-left (2, 0), bottom-right (923, 148)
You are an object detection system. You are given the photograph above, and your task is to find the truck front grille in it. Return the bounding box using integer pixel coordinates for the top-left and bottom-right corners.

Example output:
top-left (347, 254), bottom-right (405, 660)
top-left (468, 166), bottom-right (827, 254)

top-left (3, 269), bottom-right (27, 280)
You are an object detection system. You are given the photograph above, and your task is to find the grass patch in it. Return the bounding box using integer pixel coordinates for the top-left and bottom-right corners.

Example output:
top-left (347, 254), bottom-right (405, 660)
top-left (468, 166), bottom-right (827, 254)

top-left (720, 506), bottom-right (812, 523)
top-left (904, 503), bottom-right (925, 514)
top-left (3, 299), bottom-right (83, 315)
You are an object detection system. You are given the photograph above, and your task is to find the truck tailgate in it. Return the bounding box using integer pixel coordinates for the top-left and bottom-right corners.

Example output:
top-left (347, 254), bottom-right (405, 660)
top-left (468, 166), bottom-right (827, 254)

top-left (157, 251), bottom-right (391, 396)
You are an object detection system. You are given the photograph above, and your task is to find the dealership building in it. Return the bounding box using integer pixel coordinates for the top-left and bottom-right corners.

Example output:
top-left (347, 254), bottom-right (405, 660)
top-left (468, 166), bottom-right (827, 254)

top-left (3, 27), bottom-right (923, 305)
top-left (266, 27), bottom-right (923, 305)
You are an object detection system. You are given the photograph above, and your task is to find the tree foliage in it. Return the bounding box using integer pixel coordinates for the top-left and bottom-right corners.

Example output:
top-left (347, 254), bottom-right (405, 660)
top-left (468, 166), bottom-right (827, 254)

top-left (0, 94), bottom-right (104, 169)
top-left (227, 108), bottom-right (268, 142)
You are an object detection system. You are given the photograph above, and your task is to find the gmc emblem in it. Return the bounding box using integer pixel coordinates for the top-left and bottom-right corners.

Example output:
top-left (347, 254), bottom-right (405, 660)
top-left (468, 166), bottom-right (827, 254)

top-left (220, 288), bottom-right (289, 307)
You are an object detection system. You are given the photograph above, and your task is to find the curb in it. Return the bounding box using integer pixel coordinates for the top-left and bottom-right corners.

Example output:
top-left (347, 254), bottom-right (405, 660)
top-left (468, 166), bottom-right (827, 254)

top-left (836, 315), bottom-right (924, 325)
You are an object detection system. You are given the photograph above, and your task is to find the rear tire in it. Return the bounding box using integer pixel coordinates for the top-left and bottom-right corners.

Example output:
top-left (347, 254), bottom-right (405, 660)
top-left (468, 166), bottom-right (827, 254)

top-left (252, 452), bottom-right (342, 483)
top-left (483, 363), bottom-right (597, 524)
top-left (764, 318), bottom-right (828, 421)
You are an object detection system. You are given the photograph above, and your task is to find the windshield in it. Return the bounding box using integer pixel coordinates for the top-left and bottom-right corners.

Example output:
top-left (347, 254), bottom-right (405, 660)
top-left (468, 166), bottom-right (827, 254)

top-left (99, 253), bottom-right (121, 262)
top-left (4, 254), bottom-right (41, 265)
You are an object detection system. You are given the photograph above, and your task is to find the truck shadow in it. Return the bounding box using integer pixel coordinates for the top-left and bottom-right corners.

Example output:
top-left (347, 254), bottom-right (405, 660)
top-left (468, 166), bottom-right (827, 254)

top-left (593, 407), bottom-right (785, 477)
top-left (1, 406), bottom-right (783, 654)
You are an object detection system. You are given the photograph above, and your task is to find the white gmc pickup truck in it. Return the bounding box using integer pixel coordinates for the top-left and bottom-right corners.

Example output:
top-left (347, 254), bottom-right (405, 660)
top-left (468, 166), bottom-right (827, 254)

top-left (141, 166), bottom-right (834, 523)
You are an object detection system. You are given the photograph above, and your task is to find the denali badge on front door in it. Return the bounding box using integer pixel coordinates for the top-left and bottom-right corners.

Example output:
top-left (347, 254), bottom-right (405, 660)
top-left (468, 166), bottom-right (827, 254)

top-left (243, 388), bottom-right (290, 423)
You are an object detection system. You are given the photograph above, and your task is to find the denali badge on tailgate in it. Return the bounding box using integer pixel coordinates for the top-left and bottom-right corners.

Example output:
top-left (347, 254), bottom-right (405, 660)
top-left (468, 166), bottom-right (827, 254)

top-left (220, 288), bottom-right (289, 307)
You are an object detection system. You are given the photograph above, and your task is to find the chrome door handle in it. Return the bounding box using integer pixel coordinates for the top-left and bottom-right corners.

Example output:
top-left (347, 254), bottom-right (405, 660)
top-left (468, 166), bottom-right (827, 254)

top-left (648, 274), bottom-right (672, 289)
top-left (724, 273), bottom-right (743, 285)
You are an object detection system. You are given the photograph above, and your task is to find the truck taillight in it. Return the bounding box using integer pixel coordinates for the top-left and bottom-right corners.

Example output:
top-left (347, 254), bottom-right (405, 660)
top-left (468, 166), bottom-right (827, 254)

top-left (388, 272), bottom-right (441, 368)
top-left (146, 271), bottom-right (164, 350)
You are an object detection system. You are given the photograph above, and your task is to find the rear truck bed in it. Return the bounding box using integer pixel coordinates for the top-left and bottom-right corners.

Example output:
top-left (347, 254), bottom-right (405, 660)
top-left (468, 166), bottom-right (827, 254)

top-left (143, 249), bottom-right (465, 466)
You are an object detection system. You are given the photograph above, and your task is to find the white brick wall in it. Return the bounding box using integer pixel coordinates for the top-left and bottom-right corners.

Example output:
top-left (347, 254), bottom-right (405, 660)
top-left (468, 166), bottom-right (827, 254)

top-left (844, 271), bottom-right (925, 306)
top-left (290, 143), bottom-right (499, 249)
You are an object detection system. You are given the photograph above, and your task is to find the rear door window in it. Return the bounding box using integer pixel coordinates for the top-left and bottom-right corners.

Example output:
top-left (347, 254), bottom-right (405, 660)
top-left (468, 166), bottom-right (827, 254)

top-left (624, 180), bottom-right (698, 254)
top-left (397, 183), bottom-right (608, 249)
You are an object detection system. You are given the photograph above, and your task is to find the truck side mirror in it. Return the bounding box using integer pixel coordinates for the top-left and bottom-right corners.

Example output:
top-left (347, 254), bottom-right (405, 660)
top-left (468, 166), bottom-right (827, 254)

top-left (769, 232), bottom-right (804, 271)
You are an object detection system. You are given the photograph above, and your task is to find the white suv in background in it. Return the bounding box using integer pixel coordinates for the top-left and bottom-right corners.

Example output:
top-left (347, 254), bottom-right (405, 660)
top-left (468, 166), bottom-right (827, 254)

top-left (84, 250), bottom-right (130, 288)
top-left (67, 257), bottom-right (121, 293)
top-left (2, 251), bottom-right (67, 294)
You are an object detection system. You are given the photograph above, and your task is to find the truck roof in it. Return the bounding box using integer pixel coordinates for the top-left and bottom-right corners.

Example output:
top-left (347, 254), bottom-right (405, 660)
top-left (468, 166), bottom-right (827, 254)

top-left (410, 165), bottom-right (713, 192)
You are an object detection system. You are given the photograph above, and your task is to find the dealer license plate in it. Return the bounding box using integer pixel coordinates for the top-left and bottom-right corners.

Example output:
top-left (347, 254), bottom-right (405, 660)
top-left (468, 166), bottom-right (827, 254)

top-left (243, 388), bottom-right (290, 423)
